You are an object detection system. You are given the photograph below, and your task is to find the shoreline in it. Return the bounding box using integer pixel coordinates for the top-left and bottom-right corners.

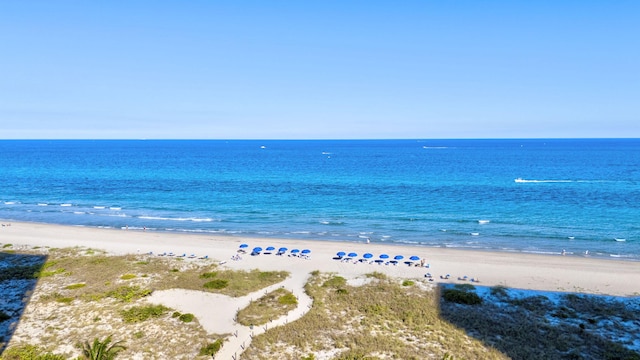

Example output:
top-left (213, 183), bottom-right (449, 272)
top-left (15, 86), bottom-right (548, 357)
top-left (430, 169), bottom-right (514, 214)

top-left (2, 218), bottom-right (635, 263)
top-left (2, 220), bottom-right (640, 296)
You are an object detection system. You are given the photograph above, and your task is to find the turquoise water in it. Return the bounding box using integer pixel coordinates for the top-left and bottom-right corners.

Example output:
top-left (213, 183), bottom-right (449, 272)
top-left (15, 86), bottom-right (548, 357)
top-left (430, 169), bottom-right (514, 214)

top-left (1, 139), bottom-right (639, 259)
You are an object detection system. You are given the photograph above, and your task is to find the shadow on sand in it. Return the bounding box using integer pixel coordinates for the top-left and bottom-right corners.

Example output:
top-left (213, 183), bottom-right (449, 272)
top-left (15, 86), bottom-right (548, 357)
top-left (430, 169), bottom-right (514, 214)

top-left (437, 283), bottom-right (640, 360)
top-left (0, 250), bottom-right (48, 355)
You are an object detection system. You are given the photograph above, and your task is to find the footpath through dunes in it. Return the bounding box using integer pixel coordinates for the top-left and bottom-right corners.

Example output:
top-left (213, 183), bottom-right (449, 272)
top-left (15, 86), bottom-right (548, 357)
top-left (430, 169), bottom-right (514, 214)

top-left (147, 271), bottom-right (314, 360)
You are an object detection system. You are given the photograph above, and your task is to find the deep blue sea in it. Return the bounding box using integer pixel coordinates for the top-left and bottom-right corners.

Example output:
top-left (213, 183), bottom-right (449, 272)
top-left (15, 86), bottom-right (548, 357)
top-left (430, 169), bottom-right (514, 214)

top-left (1, 139), bottom-right (639, 260)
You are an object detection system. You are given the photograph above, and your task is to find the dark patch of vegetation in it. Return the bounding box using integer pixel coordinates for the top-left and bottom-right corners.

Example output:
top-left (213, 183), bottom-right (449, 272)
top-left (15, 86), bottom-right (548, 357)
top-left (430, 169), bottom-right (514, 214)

top-left (199, 339), bottom-right (223, 356)
top-left (203, 279), bottom-right (228, 289)
top-left (199, 271), bottom-right (217, 279)
top-left (439, 285), bottom-right (640, 360)
top-left (0, 310), bottom-right (11, 322)
top-left (178, 313), bottom-right (195, 323)
top-left (402, 280), bottom-right (415, 286)
top-left (442, 288), bottom-right (482, 305)
top-left (0, 264), bottom-right (41, 281)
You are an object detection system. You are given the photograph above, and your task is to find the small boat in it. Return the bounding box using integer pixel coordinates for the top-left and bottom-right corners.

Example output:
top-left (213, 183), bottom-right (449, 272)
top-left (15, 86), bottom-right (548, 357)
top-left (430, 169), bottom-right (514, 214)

top-left (614, 238), bottom-right (626, 242)
top-left (514, 178), bottom-right (526, 183)
top-left (478, 220), bottom-right (490, 224)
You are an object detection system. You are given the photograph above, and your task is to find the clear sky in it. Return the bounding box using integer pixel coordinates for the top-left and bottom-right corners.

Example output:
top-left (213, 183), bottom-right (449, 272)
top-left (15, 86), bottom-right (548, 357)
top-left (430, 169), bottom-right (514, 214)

top-left (1, 1), bottom-right (638, 139)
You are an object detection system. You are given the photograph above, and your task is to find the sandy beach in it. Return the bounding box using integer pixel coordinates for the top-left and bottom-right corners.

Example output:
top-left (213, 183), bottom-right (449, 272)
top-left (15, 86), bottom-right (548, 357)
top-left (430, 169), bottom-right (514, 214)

top-left (2, 220), bottom-right (640, 359)
top-left (3, 221), bottom-right (639, 297)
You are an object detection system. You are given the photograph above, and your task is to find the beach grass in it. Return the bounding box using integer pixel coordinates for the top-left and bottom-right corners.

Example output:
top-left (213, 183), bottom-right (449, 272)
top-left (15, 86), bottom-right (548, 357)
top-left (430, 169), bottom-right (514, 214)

top-left (236, 288), bottom-right (298, 326)
top-left (0, 248), bottom-right (288, 359)
top-left (3, 226), bottom-right (640, 360)
top-left (243, 271), bottom-right (507, 360)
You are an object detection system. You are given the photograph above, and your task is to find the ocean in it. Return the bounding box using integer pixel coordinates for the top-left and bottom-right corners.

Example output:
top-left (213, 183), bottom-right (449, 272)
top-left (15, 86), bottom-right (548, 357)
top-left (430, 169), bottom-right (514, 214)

top-left (1, 139), bottom-right (638, 260)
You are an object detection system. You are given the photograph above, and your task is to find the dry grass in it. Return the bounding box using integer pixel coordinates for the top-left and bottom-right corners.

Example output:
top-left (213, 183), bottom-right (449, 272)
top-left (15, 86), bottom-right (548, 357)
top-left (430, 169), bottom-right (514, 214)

top-left (236, 288), bottom-right (298, 326)
top-left (1, 248), bottom-right (289, 359)
top-left (243, 272), bottom-right (507, 360)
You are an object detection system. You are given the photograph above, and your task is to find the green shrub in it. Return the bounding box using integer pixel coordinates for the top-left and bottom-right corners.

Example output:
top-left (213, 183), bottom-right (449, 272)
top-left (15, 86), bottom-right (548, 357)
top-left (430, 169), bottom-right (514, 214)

top-left (278, 293), bottom-right (298, 305)
top-left (323, 276), bottom-right (346, 288)
top-left (172, 311), bottom-right (181, 318)
top-left (199, 271), bottom-right (218, 279)
top-left (0, 344), bottom-right (66, 359)
top-left (64, 283), bottom-right (86, 290)
top-left (107, 285), bottom-right (152, 302)
top-left (442, 288), bottom-right (482, 305)
top-left (199, 339), bottom-right (224, 356)
top-left (2, 243), bottom-right (12, 248)
top-left (36, 268), bottom-right (66, 278)
top-left (0, 264), bottom-right (41, 281)
top-left (203, 279), bottom-right (229, 289)
top-left (179, 313), bottom-right (195, 323)
top-left (490, 285), bottom-right (509, 298)
top-left (121, 304), bottom-right (169, 323)
top-left (402, 280), bottom-right (415, 286)
top-left (120, 273), bottom-right (136, 280)
top-left (55, 297), bottom-right (74, 304)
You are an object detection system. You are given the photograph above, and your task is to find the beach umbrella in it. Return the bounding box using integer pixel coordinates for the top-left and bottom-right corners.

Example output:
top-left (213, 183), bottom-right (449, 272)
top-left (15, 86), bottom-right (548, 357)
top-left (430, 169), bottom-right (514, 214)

top-left (278, 247), bottom-right (288, 252)
top-left (336, 251), bottom-right (346, 257)
top-left (291, 249), bottom-right (300, 254)
top-left (301, 249), bottom-right (311, 254)
top-left (239, 244), bottom-right (248, 248)
top-left (348, 252), bottom-right (358, 258)
top-left (394, 255), bottom-right (404, 260)
top-left (252, 247), bottom-right (262, 252)
top-left (266, 246), bottom-right (275, 251)
top-left (379, 254), bottom-right (389, 259)
top-left (409, 255), bottom-right (420, 261)
top-left (363, 253), bottom-right (373, 259)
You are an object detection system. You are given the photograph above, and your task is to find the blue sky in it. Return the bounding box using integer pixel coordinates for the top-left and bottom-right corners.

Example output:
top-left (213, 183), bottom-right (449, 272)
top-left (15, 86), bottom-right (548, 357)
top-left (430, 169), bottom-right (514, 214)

top-left (1, 1), bottom-right (638, 139)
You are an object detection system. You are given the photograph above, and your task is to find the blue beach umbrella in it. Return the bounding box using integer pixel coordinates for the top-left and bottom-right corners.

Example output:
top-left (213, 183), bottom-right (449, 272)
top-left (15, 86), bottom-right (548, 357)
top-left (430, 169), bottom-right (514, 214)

top-left (363, 253), bottom-right (373, 259)
top-left (394, 255), bottom-right (404, 260)
top-left (301, 249), bottom-right (311, 254)
top-left (239, 244), bottom-right (248, 248)
top-left (379, 254), bottom-right (389, 259)
top-left (252, 247), bottom-right (262, 252)
top-left (409, 255), bottom-right (420, 261)
top-left (336, 251), bottom-right (346, 257)
top-left (266, 246), bottom-right (275, 251)
top-left (278, 247), bottom-right (288, 252)
top-left (348, 252), bottom-right (358, 258)
top-left (291, 249), bottom-right (300, 254)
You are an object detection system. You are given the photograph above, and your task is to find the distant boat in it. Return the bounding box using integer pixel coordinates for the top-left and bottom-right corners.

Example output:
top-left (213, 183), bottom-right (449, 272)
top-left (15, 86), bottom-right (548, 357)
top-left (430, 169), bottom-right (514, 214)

top-left (614, 238), bottom-right (626, 242)
top-left (470, 232), bottom-right (480, 236)
top-left (514, 178), bottom-right (526, 183)
top-left (478, 220), bottom-right (490, 224)
top-left (260, 146), bottom-right (266, 149)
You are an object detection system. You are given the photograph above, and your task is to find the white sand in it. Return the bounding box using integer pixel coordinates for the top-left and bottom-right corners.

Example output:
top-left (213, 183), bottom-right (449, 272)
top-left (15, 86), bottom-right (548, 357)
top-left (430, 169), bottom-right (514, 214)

top-left (2, 221), bottom-right (640, 359)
